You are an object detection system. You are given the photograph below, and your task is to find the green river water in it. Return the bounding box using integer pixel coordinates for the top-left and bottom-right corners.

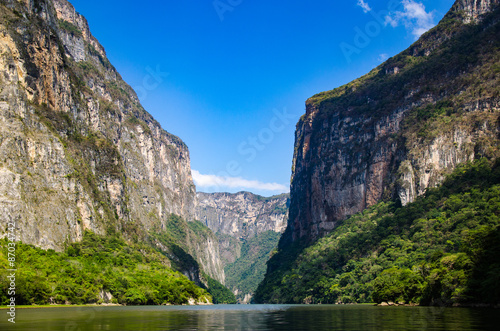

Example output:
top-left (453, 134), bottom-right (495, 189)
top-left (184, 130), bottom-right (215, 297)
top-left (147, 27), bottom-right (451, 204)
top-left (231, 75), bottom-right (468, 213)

top-left (1, 304), bottom-right (497, 330)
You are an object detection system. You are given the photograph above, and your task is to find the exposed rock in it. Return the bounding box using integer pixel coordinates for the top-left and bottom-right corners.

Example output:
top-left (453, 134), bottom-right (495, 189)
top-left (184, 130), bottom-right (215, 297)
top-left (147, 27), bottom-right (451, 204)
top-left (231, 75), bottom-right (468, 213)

top-left (196, 191), bottom-right (289, 301)
top-left (241, 293), bottom-right (253, 304)
top-left (196, 192), bottom-right (288, 239)
top-left (0, 0), bottom-right (223, 282)
top-left (453, 0), bottom-right (500, 23)
top-left (196, 191), bottom-right (288, 264)
top-left (284, 0), bottom-right (500, 244)
top-left (98, 289), bottom-right (114, 304)
top-left (194, 233), bottom-right (225, 284)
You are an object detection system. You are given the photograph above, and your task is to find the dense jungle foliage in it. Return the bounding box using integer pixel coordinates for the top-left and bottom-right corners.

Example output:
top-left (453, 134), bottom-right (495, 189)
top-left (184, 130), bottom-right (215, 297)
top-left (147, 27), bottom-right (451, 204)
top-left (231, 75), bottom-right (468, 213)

top-left (149, 214), bottom-right (236, 304)
top-left (255, 159), bottom-right (500, 306)
top-left (224, 231), bottom-right (281, 302)
top-left (0, 231), bottom-right (212, 305)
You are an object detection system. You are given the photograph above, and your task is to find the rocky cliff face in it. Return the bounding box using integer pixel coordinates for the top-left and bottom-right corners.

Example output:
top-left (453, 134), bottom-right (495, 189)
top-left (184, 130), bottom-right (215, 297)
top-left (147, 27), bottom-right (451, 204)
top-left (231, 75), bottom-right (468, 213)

top-left (197, 192), bottom-right (288, 239)
top-left (196, 191), bottom-right (288, 264)
top-left (454, 0), bottom-right (499, 22)
top-left (196, 192), bottom-right (288, 301)
top-left (0, 0), bottom-right (224, 282)
top-left (285, 0), bottom-right (500, 244)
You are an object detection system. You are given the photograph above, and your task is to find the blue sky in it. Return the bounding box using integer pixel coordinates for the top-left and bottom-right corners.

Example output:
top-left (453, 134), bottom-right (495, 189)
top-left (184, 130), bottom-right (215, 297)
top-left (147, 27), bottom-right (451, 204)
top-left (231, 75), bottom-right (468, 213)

top-left (69, 0), bottom-right (455, 196)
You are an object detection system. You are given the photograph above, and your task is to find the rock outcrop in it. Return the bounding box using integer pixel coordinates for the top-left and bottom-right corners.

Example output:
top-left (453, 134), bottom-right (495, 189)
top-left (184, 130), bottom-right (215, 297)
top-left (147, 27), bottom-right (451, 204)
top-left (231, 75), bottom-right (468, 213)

top-left (454, 0), bottom-right (500, 23)
top-left (196, 191), bottom-right (289, 301)
top-left (284, 0), bottom-right (500, 244)
top-left (197, 192), bottom-right (288, 239)
top-left (196, 191), bottom-right (288, 264)
top-left (0, 0), bottom-right (224, 282)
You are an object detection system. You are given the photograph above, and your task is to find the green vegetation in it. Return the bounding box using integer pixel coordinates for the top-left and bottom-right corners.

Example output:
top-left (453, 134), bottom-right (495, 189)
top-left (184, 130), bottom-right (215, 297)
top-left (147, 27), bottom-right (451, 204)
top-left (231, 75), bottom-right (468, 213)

top-left (256, 159), bottom-right (500, 306)
top-left (86, 43), bottom-right (113, 70)
top-left (125, 116), bottom-right (152, 134)
top-left (225, 231), bottom-right (281, 302)
top-left (0, 231), bottom-right (211, 305)
top-left (58, 20), bottom-right (82, 38)
top-left (305, 5), bottom-right (500, 136)
top-left (256, 2), bottom-right (500, 307)
top-left (254, 193), bottom-right (290, 203)
top-left (2, 0), bottom-right (231, 308)
top-left (150, 214), bottom-right (235, 304)
top-left (202, 272), bottom-right (237, 304)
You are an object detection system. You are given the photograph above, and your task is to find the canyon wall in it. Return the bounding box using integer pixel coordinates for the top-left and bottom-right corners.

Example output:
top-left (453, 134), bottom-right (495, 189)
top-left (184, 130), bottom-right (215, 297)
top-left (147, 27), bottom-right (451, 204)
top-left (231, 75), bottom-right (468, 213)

top-left (0, 0), bottom-right (224, 282)
top-left (284, 0), bottom-right (500, 244)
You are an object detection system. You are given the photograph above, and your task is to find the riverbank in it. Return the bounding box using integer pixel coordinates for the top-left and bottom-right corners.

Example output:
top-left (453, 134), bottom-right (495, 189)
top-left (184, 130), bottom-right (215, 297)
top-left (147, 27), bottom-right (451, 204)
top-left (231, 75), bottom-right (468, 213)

top-left (0, 300), bottom-right (215, 309)
top-left (376, 302), bottom-right (500, 308)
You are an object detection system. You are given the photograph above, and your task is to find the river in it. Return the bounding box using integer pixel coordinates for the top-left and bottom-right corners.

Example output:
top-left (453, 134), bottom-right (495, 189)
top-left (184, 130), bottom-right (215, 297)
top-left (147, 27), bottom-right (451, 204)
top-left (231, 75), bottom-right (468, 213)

top-left (1, 304), bottom-right (497, 330)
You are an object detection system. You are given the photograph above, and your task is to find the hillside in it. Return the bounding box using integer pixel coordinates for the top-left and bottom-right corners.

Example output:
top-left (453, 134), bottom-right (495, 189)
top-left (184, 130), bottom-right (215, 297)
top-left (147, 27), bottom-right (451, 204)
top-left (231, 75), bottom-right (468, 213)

top-left (0, 232), bottom-right (212, 305)
top-left (257, 0), bottom-right (500, 305)
top-left (255, 159), bottom-right (500, 305)
top-left (0, 0), bottom-right (229, 303)
top-left (285, 0), bottom-right (500, 245)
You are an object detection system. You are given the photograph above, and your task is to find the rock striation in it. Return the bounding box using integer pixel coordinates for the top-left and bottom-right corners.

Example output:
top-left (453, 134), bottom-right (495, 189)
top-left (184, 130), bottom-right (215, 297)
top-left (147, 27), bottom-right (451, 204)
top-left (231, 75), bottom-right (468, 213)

top-left (196, 192), bottom-right (288, 239)
top-left (454, 0), bottom-right (500, 23)
top-left (196, 191), bottom-right (289, 301)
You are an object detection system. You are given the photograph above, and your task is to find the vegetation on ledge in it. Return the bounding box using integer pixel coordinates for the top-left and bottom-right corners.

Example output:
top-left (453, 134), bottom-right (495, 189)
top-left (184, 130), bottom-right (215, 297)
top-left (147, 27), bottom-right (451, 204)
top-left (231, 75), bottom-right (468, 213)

top-left (202, 272), bottom-right (237, 304)
top-left (255, 159), bottom-right (500, 306)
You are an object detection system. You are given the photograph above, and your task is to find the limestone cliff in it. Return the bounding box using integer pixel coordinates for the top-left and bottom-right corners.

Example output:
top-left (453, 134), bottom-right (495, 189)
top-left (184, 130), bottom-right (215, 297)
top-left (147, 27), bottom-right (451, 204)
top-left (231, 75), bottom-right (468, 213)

top-left (196, 191), bottom-right (288, 263)
top-left (285, 0), bottom-right (500, 244)
top-left (0, 0), bottom-right (224, 283)
top-left (454, 0), bottom-right (500, 22)
top-left (196, 191), bottom-right (289, 302)
top-left (196, 192), bottom-right (288, 238)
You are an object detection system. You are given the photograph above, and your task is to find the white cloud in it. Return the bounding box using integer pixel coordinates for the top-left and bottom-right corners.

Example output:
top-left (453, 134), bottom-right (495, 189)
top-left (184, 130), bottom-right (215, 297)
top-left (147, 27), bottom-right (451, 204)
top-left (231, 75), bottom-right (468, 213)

top-left (385, 0), bottom-right (435, 39)
top-left (192, 170), bottom-right (288, 192)
top-left (357, 0), bottom-right (372, 13)
top-left (378, 53), bottom-right (389, 62)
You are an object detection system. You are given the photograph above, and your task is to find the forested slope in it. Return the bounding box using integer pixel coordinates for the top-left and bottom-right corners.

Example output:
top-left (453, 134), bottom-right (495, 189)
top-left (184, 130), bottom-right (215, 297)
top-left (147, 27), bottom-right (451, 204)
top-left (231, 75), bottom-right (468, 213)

top-left (255, 159), bottom-right (500, 305)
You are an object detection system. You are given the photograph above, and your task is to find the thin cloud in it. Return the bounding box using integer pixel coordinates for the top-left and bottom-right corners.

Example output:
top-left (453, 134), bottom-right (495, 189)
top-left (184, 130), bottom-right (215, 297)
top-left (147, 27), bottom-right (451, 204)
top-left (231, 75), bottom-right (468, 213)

top-left (378, 53), bottom-right (389, 62)
top-left (385, 0), bottom-right (435, 39)
top-left (357, 0), bottom-right (372, 13)
top-left (192, 170), bottom-right (288, 192)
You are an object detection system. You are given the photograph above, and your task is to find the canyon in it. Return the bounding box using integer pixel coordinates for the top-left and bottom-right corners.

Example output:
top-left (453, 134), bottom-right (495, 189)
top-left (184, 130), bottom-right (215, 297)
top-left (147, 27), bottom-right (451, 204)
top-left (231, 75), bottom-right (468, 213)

top-left (196, 191), bottom-right (289, 302)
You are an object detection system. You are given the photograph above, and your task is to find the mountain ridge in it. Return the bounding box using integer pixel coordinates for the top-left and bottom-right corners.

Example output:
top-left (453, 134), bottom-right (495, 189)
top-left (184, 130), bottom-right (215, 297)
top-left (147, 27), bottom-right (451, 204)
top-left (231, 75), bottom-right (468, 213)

top-left (196, 191), bottom-right (289, 302)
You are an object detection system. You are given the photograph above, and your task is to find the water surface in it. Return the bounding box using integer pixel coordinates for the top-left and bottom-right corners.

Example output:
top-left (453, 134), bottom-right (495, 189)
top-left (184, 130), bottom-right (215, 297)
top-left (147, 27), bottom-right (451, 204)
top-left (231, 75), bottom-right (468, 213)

top-left (1, 304), bottom-right (497, 330)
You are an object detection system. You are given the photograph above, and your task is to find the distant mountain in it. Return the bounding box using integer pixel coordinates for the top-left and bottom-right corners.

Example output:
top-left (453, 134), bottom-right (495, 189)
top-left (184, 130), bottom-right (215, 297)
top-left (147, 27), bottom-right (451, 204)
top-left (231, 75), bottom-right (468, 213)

top-left (196, 191), bottom-right (289, 303)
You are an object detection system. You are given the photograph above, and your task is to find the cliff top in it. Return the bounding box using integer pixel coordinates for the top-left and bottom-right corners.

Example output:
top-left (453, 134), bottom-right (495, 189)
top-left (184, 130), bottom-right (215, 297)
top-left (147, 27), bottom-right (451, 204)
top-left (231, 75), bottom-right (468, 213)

top-left (306, 0), bottom-right (500, 111)
top-left (197, 191), bottom-right (290, 201)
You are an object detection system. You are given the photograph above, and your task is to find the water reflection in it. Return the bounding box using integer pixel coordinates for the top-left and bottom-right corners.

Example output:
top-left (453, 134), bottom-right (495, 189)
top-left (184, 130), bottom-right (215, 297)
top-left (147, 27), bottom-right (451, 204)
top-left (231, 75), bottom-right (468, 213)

top-left (0, 304), bottom-right (497, 330)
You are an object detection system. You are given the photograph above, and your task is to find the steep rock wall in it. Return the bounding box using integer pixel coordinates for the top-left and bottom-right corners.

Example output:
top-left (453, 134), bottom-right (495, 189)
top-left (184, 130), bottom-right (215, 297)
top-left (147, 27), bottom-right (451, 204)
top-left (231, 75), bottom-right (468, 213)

top-left (197, 192), bottom-right (288, 239)
top-left (0, 0), bottom-right (225, 282)
top-left (285, 0), bottom-right (500, 244)
top-left (0, 0), bottom-right (195, 249)
top-left (196, 191), bottom-right (288, 264)
top-left (196, 191), bottom-right (289, 301)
